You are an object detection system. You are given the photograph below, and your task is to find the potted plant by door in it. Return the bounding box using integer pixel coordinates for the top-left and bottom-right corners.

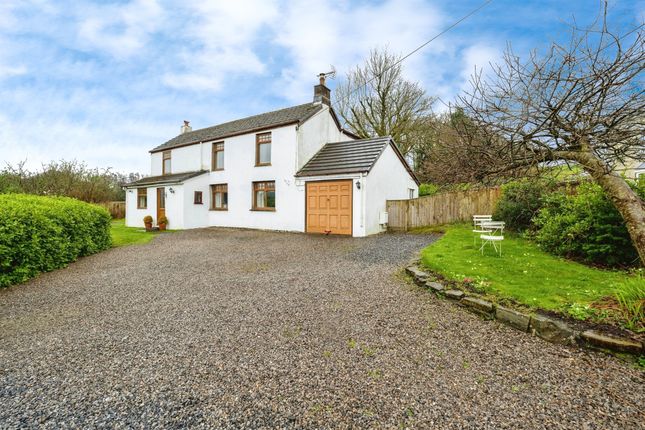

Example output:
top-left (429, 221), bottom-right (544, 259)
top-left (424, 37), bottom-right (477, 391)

top-left (143, 215), bottom-right (153, 231)
top-left (158, 216), bottom-right (168, 231)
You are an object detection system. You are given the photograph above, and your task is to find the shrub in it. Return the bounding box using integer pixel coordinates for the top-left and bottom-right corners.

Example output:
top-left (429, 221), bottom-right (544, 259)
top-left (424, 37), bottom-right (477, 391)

top-left (143, 215), bottom-right (153, 223)
top-left (0, 194), bottom-right (112, 288)
top-left (493, 179), bottom-right (551, 232)
top-left (533, 181), bottom-right (642, 267)
top-left (418, 183), bottom-right (439, 197)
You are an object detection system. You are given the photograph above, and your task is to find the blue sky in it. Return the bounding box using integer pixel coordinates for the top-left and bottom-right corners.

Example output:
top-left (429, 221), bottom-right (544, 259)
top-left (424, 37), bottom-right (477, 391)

top-left (0, 0), bottom-right (642, 173)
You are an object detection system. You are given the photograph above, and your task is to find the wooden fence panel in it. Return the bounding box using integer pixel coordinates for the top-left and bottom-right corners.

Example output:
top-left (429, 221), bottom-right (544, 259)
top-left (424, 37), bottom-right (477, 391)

top-left (98, 201), bottom-right (126, 219)
top-left (386, 187), bottom-right (502, 230)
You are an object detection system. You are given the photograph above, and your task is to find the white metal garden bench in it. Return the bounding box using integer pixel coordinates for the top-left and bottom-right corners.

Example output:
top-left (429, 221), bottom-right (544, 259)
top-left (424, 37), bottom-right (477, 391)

top-left (479, 221), bottom-right (505, 256)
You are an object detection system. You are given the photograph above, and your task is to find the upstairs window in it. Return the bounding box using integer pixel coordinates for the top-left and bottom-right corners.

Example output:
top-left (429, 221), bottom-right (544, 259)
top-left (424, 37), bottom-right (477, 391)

top-left (212, 142), bottom-right (224, 170)
top-left (137, 188), bottom-right (147, 209)
top-left (252, 181), bottom-right (275, 211)
top-left (211, 184), bottom-right (228, 210)
top-left (162, 150), bottom-right (171, 175)
top-left (255, 132), bottom-right (271, 166)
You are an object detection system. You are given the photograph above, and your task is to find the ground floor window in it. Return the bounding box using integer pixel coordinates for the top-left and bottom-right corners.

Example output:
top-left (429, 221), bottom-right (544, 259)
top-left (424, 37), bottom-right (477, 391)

top-left (194, 191), bottom-right (203, 204)
top-left (137, 188), bottom-right (147, 209)
top-left (211, 184), bottom-right (228, 210)
top-left (252, 181), bottom-right (275, 211)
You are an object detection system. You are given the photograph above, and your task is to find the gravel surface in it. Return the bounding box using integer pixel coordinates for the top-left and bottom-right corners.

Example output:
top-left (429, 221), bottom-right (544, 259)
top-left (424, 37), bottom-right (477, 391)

top-left (1, 228), bottom-right (643, 429)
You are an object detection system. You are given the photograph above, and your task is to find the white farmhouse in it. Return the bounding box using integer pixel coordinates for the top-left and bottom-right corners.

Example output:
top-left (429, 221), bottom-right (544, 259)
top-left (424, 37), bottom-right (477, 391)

top-left (124, 78), bottom-right (419, 236)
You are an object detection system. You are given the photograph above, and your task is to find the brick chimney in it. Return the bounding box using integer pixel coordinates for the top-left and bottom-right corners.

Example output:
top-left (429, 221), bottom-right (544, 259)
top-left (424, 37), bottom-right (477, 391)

top-left (180, 120), bottom-right (192, 134)
top-left (313, 73), bottom-right (331, 106)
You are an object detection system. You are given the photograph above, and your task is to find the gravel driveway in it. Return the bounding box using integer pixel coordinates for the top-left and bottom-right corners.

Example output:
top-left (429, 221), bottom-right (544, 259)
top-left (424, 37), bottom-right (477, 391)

top-left (1, 228), bottom-right (643, 429)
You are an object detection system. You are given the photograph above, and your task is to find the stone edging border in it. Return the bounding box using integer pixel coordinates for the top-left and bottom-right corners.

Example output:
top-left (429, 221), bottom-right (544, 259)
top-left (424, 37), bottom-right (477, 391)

top-left (405, 263), bottom-right (644, 357)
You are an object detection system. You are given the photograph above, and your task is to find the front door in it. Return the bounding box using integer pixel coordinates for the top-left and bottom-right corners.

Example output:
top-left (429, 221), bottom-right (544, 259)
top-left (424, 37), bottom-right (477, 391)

top-left (156, 187), bottom-right (165, 224)
top-left (306, 180), bottom-right (353, 235)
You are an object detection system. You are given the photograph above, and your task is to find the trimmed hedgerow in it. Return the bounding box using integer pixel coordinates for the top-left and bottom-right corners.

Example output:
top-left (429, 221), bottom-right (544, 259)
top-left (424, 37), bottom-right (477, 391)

top-left (0, 194), bottom-right (111, 288)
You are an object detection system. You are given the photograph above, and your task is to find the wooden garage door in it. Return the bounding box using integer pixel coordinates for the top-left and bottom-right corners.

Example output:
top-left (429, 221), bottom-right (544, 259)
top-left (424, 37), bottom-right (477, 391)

top-left (306, 180), bottom-right (353, 235)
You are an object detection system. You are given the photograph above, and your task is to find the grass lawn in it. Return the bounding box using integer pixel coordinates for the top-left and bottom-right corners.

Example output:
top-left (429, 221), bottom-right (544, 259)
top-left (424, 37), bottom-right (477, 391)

top-left (110, 219), bottom-right (161, 247)
top-left (419, 224), bottom-right (642, 328)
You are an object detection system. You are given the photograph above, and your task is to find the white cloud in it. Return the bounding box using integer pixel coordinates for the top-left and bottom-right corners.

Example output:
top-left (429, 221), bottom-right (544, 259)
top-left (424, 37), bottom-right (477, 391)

top-left (459, 43), bottom-right (502, 90)
top-left (0, 3), bottom-right (26, 81)
top-left (0, 64), bottom-right (27, 79)
top-left (272, 0), bottom-right (446, 103)
top-left (162, 0), bottom-right (278, 92)
top-left (0, 77), bottom-right (189, 172)
top-left (0, 111), bottom-right (167, 173)
top-left (77, 0), bottom-right (163, 59)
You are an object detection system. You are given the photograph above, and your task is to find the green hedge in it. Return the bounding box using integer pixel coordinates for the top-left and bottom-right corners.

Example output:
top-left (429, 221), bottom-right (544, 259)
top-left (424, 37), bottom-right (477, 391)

top-left (0, 194), bottom-right (112, 287)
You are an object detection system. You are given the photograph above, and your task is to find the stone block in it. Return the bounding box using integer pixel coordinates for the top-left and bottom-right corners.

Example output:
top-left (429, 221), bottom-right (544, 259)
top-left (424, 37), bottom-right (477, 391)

top-left (425, 281), bottom-right (444, 293)
top-left (581, 330), bottom-right (643, 355)
top-left (495, 306), bottom-right (530, 332)
top-left (462, 297), bottom-right (495, 317)
top-left (445, 289), bottom-right (465, 300)
top-left (529, 314), bottom-right (576, 345)
top-left (405, 266), bottom-right (428, 284)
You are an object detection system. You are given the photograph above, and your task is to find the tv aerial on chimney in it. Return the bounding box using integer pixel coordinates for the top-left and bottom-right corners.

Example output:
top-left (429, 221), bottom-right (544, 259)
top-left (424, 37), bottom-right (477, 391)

top-left (318, 66), bottom-right (336, 85)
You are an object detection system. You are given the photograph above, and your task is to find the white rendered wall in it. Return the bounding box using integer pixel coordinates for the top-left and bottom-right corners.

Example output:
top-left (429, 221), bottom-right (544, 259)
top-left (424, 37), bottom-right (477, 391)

top-left (149, 141), bottom-right (210, 176)
top-left (125, 185), bottom-right (185, 228)
top-left (163, 185), bottom-right (184, 229)
top-left (364, 144), bottom-right (418, 235)
top-left (168, 144), bottom-right (203, 174)
top-left (125, 188), bottom-right (146, 227)
top-left (202, 124), bottom-right (306, 232)
top-left (296, 105), bottom-right (351, 170)
top-left (181, 174), bottom-right (210, 229)
top-left (150, 152), bottom-right (162, 176)
top-left (125, 186), bottom-right (158, 227)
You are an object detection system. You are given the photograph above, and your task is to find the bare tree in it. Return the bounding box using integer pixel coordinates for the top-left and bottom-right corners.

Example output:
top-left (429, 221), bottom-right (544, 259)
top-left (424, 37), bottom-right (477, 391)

top-left (417, 109), bottom-right (495, 184)
top-left (335, 48), bottom-right (435, 156)
top-left (455, 18), bottom-right (645, 263)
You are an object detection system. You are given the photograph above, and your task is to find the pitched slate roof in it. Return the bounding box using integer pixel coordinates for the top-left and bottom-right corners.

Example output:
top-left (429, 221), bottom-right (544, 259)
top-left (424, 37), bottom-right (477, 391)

top-left (124, 170), bottom-right (208, 188)
top-left (151, 103), bottom-right (324, 153)
top-left (296, 136), bottom-right (419, 184)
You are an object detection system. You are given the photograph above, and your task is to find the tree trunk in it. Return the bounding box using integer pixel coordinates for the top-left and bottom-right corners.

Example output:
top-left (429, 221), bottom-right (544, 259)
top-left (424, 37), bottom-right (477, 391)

top-left (590, 169), bottom-right (645, 266)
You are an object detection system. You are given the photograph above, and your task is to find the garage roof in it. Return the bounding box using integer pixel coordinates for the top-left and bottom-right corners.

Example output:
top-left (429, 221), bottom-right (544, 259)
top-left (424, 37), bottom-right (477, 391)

top-left (124, 170), bottom-right (208, 188)
top-left (296, 136), bottom-right (419, 184)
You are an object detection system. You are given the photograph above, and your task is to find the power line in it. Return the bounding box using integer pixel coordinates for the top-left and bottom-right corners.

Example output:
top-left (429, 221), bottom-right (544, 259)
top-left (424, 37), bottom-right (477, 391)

top-left (332, 0), bottom-right (494, 109)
